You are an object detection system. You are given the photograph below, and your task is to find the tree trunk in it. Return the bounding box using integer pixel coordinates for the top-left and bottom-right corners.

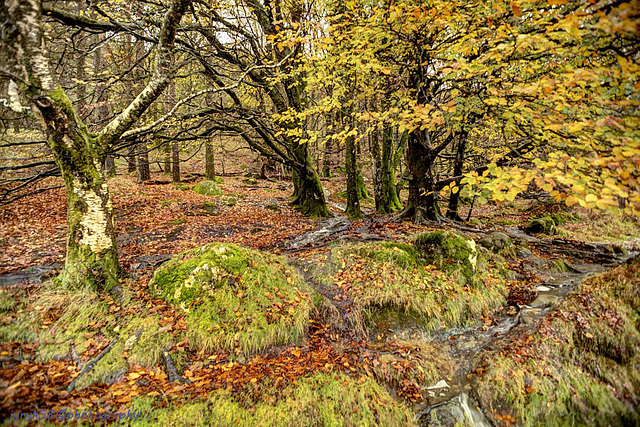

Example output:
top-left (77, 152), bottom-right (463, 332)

top-left (289, 137), bottom-right (330, 217)
top-left (127, 150), bottom-right (136, 173)
top-left (372, 124), bottom-right (402, 214)
top-left (136, 142), bottom-right (150, 182)
top-left (40, 90), bottom-right (121, 291)
top-left (172, 141), bottom-right (181, 183)
top-left (446, 132), bottom-right (468, 221)
top-left (401, 130), bottom-right (440, 222)
top-left (2, 0), bottom-right (190, 293)
top-left (345, 134), bottom-right (361, 219)
top-left (205, 140), bottom-right (216, 180)
top-left (104, 155), bottom-right (116, 177)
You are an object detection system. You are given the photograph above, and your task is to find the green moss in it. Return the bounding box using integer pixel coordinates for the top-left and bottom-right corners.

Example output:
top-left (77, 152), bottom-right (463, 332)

top-left (413, 231), bottom-right (481, 280)
top-left (526, 216), bottom-right (557, 235)
top-left (168, 219), bottom-right (186, 226)
top-left (476, 256), bottom-right (640, 426)
top-left (133, 373), bottom-right (415, 426)
top-left (193, 180), bottom-right (223, 196)
top-left (150, 243), bottom-right (313, 356)
top-left (329, 242), bottom-right (507, 334)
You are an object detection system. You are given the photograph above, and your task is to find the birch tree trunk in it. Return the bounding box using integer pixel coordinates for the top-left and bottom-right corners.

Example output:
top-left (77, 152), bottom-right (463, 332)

top-left (1, 0), bottom-right (191, 291)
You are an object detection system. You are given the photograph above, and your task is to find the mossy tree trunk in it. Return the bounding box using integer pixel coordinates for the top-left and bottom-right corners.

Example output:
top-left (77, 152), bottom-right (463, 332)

top-left (371, 124), bottom-right (402, 214)
top-left (291, 143), bottom-right (330, 218)
top-left (37, 88), bottom-right (122, 292)
top-left (345, 133), bottom-right (361, 219)
top-left (2, 0), bottom-right (190, 291)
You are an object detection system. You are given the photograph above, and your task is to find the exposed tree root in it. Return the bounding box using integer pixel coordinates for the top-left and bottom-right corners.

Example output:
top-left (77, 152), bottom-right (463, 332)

top-left (67, 336), bottom-right (119, 392)
top-left (162, 349), bottom-right (191, 385)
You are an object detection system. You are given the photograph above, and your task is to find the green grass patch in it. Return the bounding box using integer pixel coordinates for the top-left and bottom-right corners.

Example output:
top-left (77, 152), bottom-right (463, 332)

top-left (475, 256), bottom-right (640, 426)
top-left (131, 372), bottom-right (415, 426)
top-left (149, 243), bottom-right (314, 356)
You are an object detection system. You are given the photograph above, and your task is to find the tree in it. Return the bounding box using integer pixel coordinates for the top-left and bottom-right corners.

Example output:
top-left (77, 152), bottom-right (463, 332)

top-left (1, 0), bottom-right (191, 292)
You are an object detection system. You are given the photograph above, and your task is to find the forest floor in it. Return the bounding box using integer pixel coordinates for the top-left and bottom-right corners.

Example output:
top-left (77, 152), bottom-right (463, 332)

top-left (0, 172), bottom-right (639, 426)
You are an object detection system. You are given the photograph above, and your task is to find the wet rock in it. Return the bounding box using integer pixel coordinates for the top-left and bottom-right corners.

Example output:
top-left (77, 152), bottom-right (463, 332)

top-left (530, 293), bottom-right (561, 309)
top-left (421, 393), bottom-right (490, 427)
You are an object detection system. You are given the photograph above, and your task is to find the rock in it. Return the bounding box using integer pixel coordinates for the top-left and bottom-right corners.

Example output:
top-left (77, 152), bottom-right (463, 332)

top-left (423, 379), bottom-right (451, 391)
top-left (422, 393), bottom-right (491, 427)
top-left (479, 231), bottom-right (513, 252)
top-left (414, 231), bottom-right (480, 279)
top-left (530, 293), bottom-right (561, 309)
top-left (149, 243), bottom-right (314, 356)
top-left (515, 246), bottom-right (533, 258)
top-left (526, 216), bottom-right (557, 235)
top-left (193, 180), bottom-right (223, 196)
top-left (536, 285), bottom-right (552, 292)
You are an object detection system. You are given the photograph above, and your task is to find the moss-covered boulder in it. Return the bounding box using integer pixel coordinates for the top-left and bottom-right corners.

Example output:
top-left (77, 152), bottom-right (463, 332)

top-left (150, 243), bottom-right (313, 356)
top-left (193, 180), bottom-right (222, 196)
top-left (329, 242), bottom-right (507, 334)
top-left (413, 231), bottom-right (480, 279)
top-left (526, 215), bottom-right (557, 235)
top-left (132, 373), bottom-right (415, 426)
top-left (475, 256), bottom-right (640, 426)
top-left (479, 231), bottom-right (516, 258)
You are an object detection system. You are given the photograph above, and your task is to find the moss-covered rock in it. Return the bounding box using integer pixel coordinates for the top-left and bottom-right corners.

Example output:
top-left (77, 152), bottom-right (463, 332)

top-left (479, 231), bottom-right (516, 258)
top-left (329, 242), bottom-right (507, 334)
top-left (193, 180), bottom-right (223, 196)
top-left (413, 231), bottom-right (480, 279)
top-left (526, 216), bottom-right (557, 235)
top-left (475, 256), bottom-right (640, 426)
top-left (150, 243), bottom-right (313, 356)
top-left (131, 373), bottom-right (415, 426)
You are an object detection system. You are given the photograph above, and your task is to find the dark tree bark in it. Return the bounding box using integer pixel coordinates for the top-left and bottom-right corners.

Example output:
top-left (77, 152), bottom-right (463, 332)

top-left (104, 155), bottom-right (116, 177)
top-left (127, 150), bottom-right (136, 173)
top-left (446, 132), bottom-right (468, 221)
top-left (172, 142), bottom-right (181, 183)
top-left (345, 134), bottom-right (361, 219)
top-left (136, 143), bottom-right (150, 182)
top-left (205, 140), bottom-right (216, 180)
top-left (163, 143), bottom-right (172, 175)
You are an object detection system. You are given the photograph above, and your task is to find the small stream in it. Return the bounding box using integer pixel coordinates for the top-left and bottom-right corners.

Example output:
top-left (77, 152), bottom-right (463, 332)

top-left (286, 217), bottom-right (637, 426)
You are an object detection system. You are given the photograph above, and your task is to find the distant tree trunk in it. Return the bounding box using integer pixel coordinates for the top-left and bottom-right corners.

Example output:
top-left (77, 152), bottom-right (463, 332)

top-left (104, 155), bottom-right (116, 177)
top-left (136, 142), bottom-right (150, 182)
top-left (205, 140), bottom-right (216, 180)
top-left (371, 124), bottom-right (402, 214)
top-left (172, 142), bottom-right (181, 183)
top-left (290, 144), bottom-right (330, 217)
top-left (446, 132), bottom-right (468, 221)
top-left (127, 149), bottom-right (136, 173)
top-left (345, 133), bottom-right (361, 219)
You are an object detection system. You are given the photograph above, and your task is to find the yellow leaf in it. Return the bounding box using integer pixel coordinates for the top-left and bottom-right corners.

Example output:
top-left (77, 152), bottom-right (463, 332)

top-left (276, 42), bottom-right (284, 52)
top-left (585, 194), bottom-right (598, 203)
